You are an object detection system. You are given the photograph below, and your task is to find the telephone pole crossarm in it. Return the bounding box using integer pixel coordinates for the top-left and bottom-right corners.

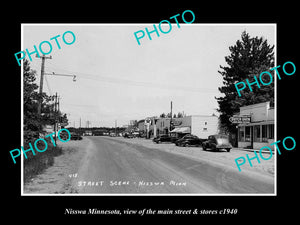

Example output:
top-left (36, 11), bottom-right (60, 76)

top-left (44, 72), bottom-right (77, 81)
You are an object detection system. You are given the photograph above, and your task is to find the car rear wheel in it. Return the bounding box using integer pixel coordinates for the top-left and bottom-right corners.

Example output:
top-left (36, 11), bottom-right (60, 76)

top-left (226, 148), bottom-right (231, 152)
top-left (184, 143), bottom-right (189, 147)
top-left (202, 144), bottom-right (206, 150)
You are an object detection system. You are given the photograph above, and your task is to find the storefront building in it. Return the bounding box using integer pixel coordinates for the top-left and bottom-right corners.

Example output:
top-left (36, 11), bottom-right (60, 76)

top-left (137, 115), bottom-right (219, 139)
top-left (155, 115), bottom-right (218, 139)
top-left (237, 102), bottom-right (275, 150)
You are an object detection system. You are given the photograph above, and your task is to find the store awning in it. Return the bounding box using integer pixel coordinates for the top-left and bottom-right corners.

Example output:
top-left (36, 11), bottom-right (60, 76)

top-left (170, 127), bottom-right (191, 133)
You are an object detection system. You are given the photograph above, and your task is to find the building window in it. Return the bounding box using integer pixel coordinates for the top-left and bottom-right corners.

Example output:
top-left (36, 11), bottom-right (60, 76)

top-left (204, 122), bottom-right (207, 125)
top-left (268, 124), bottom-right (274, 139)
top-left (203, 128), bottom-right (207, 131)
top-left (262, 125), bottom-right (268, 142)
top-left (254, 125), bottom-right (261, 142)
top-left (245, 126), bottom-right (251, 142)
top-left (239, 126), bottom-right (245, 142)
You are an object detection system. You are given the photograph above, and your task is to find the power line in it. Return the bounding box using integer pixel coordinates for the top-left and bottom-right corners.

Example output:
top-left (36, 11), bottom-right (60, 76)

top-left (64, 71), bottom-right (219, 93)
top-left (43, 61), bottom-right (219, 94)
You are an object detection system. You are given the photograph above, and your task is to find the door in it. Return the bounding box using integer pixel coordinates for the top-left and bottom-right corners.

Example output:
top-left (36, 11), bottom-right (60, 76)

top-left (250, 126), bottom-right (254, 149)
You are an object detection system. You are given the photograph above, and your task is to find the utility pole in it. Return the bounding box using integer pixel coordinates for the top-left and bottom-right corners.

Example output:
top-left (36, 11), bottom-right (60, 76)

top-left (37, 54), bottom-right (52, 116)
top-left (54, 92), bottom-right (58, 145)
top-left (115, 120), bottom-right (117, 136)
top-left (57, 96), bottom-right (60, 113)
top-left (170, 101), bottom-right (173, 132)
top-left (86, 120), bottom-right (91, 129)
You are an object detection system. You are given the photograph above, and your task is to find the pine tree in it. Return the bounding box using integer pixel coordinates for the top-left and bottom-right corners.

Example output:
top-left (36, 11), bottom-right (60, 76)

top-left (23, 59), bottom-right (40, 132)
top-left (23, 59), bottom-right (69, 140)
top-left (216, 31), bottom-right (274, 133)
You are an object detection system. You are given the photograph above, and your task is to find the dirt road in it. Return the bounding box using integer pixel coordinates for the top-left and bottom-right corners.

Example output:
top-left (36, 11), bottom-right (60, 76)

top-left (23, 136), bottom-right (274, 194)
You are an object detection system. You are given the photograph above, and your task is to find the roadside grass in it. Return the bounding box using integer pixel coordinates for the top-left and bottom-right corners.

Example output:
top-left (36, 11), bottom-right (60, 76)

top-left (23, 139), bottom-right (63, 183)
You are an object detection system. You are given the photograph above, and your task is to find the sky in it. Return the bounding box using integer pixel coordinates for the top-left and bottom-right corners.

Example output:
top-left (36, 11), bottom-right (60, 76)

top-left (22, 24), bottom-right (275, 128)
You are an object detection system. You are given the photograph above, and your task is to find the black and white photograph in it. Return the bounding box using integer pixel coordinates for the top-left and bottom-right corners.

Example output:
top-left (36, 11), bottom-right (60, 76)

top-left (20, 24), bottom-right (276, 195)
top-left (4, 4), bottom-right (298, 221)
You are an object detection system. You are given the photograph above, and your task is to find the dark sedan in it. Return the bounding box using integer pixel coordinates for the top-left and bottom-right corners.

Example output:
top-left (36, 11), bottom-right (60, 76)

top-left (175, 135), bottom-right (203, 147)
top-left (153, 135), bottom-right (172, 143)
top-left (70, 132), bottom-right (82, 140)
top-left (202, 134), bottom-right (232, 152)
top-left (123, 132), bottom-right (134, 138)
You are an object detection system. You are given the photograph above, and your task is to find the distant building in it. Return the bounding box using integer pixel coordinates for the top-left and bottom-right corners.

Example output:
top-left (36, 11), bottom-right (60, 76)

top-left (137, 119), bottom-right (145, 131)
top-left (146, 115), bottom-right (219, 139)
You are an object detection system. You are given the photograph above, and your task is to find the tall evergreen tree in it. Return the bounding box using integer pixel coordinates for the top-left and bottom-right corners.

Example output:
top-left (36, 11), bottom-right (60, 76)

top-left (23, 59), bottom-right (68, 135)
top-left (216, 31), bottom-right (274, 133)
top-left (23, 59), bottom-right (40, 132)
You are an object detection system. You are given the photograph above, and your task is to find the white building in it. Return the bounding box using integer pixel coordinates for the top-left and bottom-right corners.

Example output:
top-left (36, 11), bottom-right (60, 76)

top-left (237, 101), bottom-right (275, 150)
top-left (155, 115), bottom-right (219, 139)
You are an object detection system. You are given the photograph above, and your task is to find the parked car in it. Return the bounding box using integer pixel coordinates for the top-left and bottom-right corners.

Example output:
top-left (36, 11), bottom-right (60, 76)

top-left (153, 135), bottom-right (172, 143)
top-left (58, 130), bottom-right (69, 140)
top-left (170, 134), bottom-right (184, 143)
top-left (202, 134), bottom-right (232, 152)
top-left (109, 133), bottom-right (116, 137)
top-left (70, 132), bottom-right (82, 140)
top-left (175, 135), bottom-right (203, 147)
top-left (123, 132), bottom-right (134, 138)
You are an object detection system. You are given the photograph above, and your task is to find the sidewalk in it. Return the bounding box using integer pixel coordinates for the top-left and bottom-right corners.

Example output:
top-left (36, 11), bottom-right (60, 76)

top-left (237, 147), bottom-right (274, 154)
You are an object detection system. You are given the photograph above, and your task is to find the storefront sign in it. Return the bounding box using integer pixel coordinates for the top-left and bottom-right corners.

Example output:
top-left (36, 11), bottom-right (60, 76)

top-left (145, 118), bottom-right (151, 125)
top-left (173, 120), bottom-right (182, 126)
top-left (229, 116), bottom-right (251, 124)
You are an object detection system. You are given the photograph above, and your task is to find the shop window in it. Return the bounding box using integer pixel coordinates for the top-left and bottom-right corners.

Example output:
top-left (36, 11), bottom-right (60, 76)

top-left (262, 125), bottom-right (268, 142)
top-left (254, 125), bottom-right (261, 142)
top-left (268, 124), bottom-right (274, 139)
top-left (239, 126), bottom-right (245, 142)
top-left (245, 126), bottom-right (251, 142)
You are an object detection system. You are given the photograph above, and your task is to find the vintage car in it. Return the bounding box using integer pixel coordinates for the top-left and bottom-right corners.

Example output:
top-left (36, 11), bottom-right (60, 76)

top-left (123, 132), bottom-right (134, 138)
top-left (153, 135), bottom-right (172, 143)
top-left (202, 134), bottom-right (232, 152)
top-left (175, 135), bottom-right (203, 147)
top-left (70, 132), bottom-right (83, 140)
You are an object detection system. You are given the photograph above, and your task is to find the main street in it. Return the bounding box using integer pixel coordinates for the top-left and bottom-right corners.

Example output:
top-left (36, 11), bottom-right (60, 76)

top-left (70, 136), bottom-right (274, 194)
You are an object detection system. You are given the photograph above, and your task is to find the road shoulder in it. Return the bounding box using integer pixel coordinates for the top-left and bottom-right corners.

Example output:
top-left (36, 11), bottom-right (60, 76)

top-left (23, 138), bottom-right (90, 194)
